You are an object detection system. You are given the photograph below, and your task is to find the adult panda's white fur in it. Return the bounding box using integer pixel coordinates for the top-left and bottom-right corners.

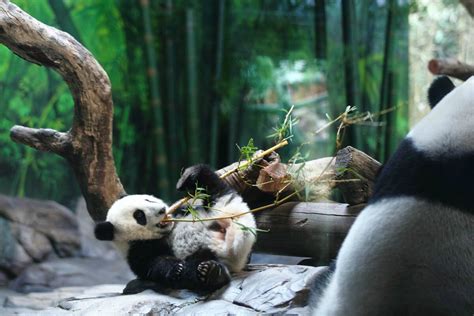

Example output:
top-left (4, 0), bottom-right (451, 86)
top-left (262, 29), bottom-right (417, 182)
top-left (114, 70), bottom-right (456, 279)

top-left (310, 76), bottom-right (474, 315)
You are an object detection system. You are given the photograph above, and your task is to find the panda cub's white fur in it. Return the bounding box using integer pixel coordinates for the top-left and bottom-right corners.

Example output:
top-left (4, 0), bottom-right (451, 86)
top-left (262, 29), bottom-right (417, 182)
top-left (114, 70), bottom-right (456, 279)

top-left (171, 192), bottom-right (256, 272)
top-left (104, 194), bottom-right (171, 255)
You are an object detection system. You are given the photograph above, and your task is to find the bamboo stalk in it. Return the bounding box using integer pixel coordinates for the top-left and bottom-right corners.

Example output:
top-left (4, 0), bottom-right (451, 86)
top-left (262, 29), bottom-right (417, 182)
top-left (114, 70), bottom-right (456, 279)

top-left (165, 0), bottom-right (179, 188)
top-left (141, 0), bottom-right (169, 196)
top-left (378, 0), bottom-right (394, 162)
top-left (47, 0), bottom-right (83, 44)
top-left (186, 8), bottom-right (200, 163)
top-left (210, 0), bottom-right (225, 167)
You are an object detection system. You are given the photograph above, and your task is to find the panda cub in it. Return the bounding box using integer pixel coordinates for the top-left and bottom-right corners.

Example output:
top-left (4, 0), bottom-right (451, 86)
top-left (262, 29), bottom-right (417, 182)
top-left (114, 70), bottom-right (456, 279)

top-left (95, 164), bottom-right (256, 293)
top-left (310, 76), bottom-right (474, 315)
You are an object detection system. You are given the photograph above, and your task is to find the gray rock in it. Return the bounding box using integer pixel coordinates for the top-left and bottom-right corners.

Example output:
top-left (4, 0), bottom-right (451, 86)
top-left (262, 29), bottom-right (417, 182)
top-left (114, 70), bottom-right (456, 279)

top-left (10, 223), bottom-right (52, 262)
top-left (0, 234), bottom-right (32, 276)
top-left (1, 264), bottom-right (325, 315)
top-left (9, 258), bottom-right (134, 293)
top-left (0, 194), bottom-right (80, 257)
top-left (3, 286), bottom-right (84, 312)
top-left (0, 271), bottom-right (9, 287)
top-left (75, 198), bottom-right (121, 260)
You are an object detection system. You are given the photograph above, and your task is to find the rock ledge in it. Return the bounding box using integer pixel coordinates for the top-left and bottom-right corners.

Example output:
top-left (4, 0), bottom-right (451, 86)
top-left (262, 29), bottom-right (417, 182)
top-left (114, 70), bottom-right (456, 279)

top-left (1, 264), bottom-right (324, 315)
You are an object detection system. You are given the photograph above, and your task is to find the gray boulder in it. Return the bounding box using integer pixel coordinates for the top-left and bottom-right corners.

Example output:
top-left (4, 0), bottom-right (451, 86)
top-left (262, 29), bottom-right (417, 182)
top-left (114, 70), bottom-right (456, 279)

top-left (0, 194), bottom-right (81, 280)
top-left (0, 194), bottom-right (80, 257)
top-left (10, 258), bottom-right (134, 293)
top-left (75, 197), bottom-right (121, 260)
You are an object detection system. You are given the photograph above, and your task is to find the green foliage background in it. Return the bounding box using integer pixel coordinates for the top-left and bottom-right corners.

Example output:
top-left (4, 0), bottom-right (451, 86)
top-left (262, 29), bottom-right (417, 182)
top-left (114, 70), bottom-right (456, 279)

top-left (0, 0), bottom-right (409, 206)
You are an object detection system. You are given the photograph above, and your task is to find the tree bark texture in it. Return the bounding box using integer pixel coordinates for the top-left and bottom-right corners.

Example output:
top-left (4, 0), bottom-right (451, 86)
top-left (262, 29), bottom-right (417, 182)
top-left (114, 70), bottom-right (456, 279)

top-left (0, 0), bottom-right (125, 221)
top-left (428, 58), bottom-right (474, 81)
top-left (217, 146), bottom-right (380, 207)
top-left (335, 146), bottom-right (381, 205)
top-left (255, 202), bottom-right (364, 263)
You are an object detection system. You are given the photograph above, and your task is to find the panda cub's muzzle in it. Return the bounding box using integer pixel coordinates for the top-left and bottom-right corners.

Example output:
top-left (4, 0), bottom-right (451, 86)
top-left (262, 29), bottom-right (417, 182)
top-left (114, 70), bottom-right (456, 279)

top-left (157, 221), bottom-right (173, 229)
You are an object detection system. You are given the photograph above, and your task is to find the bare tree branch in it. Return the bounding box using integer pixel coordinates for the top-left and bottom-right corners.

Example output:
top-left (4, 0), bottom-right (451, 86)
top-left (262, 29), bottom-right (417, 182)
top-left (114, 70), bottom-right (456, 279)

top-left (335, 146), bottom-right (381, 205)
top-left (428, 58), bottom-right (474, 81)
top-left (10, 126), bottom-right (71, 155)
top-left (0, 0), bottom-right (125, 221)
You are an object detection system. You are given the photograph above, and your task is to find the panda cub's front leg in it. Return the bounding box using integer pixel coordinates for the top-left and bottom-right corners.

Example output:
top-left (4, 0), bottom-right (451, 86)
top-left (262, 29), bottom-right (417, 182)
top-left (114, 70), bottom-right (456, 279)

top-left (176, 163), bottom-right (230, 206)
top-left (197, 261), bottom-right (230, 289)
top-left (123, 255), bottom-right (186, 294)
top-left (147, 257), bottom-right (185, 284)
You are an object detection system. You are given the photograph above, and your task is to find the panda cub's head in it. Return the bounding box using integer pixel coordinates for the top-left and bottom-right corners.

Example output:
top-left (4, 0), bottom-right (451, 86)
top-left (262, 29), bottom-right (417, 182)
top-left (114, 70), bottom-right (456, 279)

top-left (94, 194), bottom-right (174, 242)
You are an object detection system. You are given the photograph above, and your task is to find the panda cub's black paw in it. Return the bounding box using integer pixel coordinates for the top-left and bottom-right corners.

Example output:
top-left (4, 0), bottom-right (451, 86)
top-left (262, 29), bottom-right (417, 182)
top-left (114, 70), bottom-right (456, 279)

top-left (177, 164), bottom-right (226, 197)
top-left (123, 278), bottom-right (168, 295)
top-left (169, 262), bottom-right (185, 281)
top-left (197, 260), bottom-right (231, 290)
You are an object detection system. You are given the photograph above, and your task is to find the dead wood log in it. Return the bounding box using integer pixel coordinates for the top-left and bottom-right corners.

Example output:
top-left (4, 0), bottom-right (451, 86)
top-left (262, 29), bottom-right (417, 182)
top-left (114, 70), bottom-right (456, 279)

top-left (428, 58), bottom-right (474, 81)
top-left (0, 0), bottom-right (125, 221)
top-left (218, 146), bottom-right (380, 208)
top-left (254, 202), bottom-right (364, 263)
top-left (335, 146), bottom-right (381, 205)
top-left (216, 154), bottom-right (337, 209)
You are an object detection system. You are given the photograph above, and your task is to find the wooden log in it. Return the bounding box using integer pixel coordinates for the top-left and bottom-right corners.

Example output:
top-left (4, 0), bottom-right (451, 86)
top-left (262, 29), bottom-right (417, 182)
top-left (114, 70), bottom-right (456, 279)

top-left (256, 162), bottom-right (290, 193)
top-left (216, 155), bottom-right (337, 209)
top-left (216, 146), bottom-right (380, 208)
top-left (254, 202), bottom-right (364, 265)
top-left (428, 58), bottom-right (474, 82)
top-left (335, 146), bottom-right (381, 205)
top-left (215, 152), bottom-right (281, 209)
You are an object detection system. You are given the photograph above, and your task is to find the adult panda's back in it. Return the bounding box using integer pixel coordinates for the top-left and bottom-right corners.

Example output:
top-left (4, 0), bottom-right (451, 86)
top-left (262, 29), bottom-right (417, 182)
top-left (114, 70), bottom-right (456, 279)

top-left (311, 77), bottom-right (474, 316)
top-left (314, 197), bottom-right (474, 316)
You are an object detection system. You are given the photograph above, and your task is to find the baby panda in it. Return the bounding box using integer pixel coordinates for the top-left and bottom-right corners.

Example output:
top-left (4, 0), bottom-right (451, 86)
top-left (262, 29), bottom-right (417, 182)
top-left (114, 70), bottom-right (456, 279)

top-left (95, 164), bottom-right (256, 293)
top-left (310, 76), bottom-right (474, 316)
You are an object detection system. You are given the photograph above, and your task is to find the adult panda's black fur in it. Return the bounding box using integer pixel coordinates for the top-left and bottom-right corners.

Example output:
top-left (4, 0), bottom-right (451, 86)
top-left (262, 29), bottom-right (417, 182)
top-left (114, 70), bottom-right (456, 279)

top-left (95, 164), bottom-right (256, 294)
top-left (310, 76), bottom-right (474, 316)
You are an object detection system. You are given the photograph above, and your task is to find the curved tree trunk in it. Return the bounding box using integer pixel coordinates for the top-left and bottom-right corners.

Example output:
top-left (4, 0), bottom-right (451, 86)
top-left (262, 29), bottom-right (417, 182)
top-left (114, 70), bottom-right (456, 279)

top-left (0, 0), bottom-right (125, 221)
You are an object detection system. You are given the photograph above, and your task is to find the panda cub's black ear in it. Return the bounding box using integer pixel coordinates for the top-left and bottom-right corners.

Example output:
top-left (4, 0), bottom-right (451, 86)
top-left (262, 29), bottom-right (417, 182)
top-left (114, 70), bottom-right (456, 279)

top-left (94, 221), bottom-right (115, 241)
top-left (427, 76), bottom-right (455, 108)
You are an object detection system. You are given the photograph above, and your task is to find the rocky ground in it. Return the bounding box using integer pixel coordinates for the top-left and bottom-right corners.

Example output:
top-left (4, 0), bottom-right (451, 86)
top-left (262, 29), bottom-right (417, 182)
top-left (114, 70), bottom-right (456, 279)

top-left (0, 264), bottom-right (324, 315)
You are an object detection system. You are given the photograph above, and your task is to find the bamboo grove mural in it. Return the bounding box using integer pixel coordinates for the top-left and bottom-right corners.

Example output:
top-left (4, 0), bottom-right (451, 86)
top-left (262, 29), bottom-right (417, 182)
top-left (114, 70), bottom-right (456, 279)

top-left (0, 0), bottom-right (409, 205)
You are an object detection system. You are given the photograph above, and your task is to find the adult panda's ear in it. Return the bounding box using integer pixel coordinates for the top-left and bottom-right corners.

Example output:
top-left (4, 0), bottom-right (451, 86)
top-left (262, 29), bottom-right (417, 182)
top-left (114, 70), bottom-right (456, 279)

top-left (427, 76), bottom-right (455, 108)
top-left (94, 221), bottom-right (115, 240)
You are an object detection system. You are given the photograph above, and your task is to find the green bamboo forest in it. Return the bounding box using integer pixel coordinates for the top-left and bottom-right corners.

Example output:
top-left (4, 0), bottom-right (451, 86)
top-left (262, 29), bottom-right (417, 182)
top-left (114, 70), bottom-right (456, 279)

top-left (0, 0), bottom-right (409, 206)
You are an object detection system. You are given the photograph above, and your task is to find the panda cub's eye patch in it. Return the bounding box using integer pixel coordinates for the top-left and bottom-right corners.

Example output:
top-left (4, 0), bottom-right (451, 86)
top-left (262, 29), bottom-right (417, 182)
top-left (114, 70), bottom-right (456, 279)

top-left (133, 209), bottom-right (147, 226)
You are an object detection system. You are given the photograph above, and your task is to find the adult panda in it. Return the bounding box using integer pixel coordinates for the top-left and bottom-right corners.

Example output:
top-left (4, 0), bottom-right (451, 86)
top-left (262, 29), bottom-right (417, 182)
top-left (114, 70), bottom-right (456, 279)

top-left (310, 76), bottom-right (474, 315)
top-left (95, 164), bottom-right (256, 293)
